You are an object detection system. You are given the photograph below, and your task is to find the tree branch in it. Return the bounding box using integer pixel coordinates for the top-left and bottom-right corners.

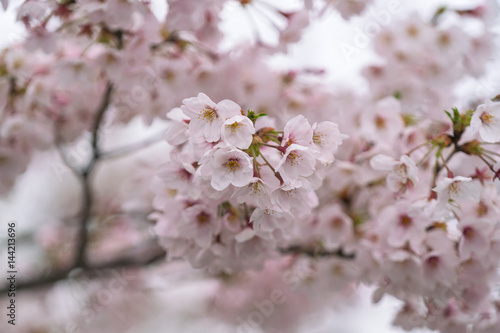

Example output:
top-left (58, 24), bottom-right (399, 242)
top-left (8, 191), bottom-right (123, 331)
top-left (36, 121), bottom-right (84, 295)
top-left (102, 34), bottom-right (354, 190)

top-left (74, 82), bottom-right (113, 269)
top-left (99, 130), bottom-right (166, 160)
top-left (0, 242), bottom-right (165, 293)
top-left (279, 245), bottom-right (356, 260)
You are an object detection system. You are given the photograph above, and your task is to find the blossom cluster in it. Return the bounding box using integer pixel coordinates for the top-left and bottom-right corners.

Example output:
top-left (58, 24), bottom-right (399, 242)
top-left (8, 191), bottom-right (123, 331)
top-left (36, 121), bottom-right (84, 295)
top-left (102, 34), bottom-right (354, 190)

top-left (151, 93), bottom-right (346, 272)
top-left (0, 0), bottom-right (341, 196)
top-left (365, 13), bottom-right (494, 119)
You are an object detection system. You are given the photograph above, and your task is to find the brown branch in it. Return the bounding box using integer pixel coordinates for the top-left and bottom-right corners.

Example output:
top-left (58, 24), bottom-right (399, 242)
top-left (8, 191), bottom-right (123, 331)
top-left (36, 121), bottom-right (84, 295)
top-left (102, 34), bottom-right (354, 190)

top-left (89, 83), bottom-right (113, 163)
top-left (74, 82), bottom-right (113, 269)
top-left (0, 243), bottom-right (166, 293)
top-left (279, 245), bottom-right (356, 260)
top-left (431, 145), bottom-right (460, 191)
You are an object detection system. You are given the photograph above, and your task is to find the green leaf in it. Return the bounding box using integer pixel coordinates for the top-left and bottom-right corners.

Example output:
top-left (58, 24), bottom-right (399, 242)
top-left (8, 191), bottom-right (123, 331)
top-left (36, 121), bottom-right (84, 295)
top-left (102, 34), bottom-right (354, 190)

top-left (444, 110), bottom-right (453, 121)
top-left (246, 143), bottom-right (261, 158)
top-left (247, 110), bottom-right (267, 123)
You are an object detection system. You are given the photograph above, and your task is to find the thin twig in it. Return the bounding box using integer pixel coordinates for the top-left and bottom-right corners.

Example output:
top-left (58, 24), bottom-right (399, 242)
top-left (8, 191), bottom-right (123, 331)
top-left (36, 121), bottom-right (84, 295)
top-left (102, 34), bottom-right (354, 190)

top-left (431, 145), bottom-right (460, 189)
top-left (99, 130), bottom-right (166, 160)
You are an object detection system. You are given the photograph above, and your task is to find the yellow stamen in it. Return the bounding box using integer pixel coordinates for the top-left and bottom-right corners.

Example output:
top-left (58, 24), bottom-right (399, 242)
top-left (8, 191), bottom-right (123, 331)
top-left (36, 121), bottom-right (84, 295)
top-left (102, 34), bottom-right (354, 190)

top-left (225, 159), bottom-right (241, 172)
top-left (313, 133), bottom-right (325, 146)
top-left (199, 106), bottom-right (217, 123)
top-left (227, 122), bottom-right (242, 133)
top-left (480, 112), bottom-right (494, 125)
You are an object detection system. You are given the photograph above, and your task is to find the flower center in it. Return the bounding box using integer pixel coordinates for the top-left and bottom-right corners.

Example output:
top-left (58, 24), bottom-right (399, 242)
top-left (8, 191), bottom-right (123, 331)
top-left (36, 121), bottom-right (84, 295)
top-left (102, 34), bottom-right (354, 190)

top-left (426, 256), bottom-right (440, 268)
top-left (406, 25), bottom-right (420, 38)
top-left (463, 226), bottom-right (475, 239)
top-left (283, 138), bottom-right (294, 148)
top-left (375, 115), bottom-right (386, 129)
top-left (331, 217), bottom-right (344, 229)
top-left (250, 182), bottom-right (264, 196)
top-left (313, 133), bottom-right (325, 146)
top-left (448, 182), bottom-right (461, 199)
top-left (199, 106), bottom-right (218, 123)
top-left (477, 201), bottom-right (488, 217)
top-left (438, 33), bottom-right (451, 47)
top-left (394, 163), bottom-right (408, 177)
top-left (287, 151), bottom-right (300, 166)
top-left (225, 158), bottom-right (241, 172)
top-left (227, 122), bottom-right (242, 133)
top-left (399, 214), bottom-right (412, 227)
top-left (480, 111), bottom-right (494, 125)
top-left (196, 212), bottom-right (210, 224)
top-left (177, 169), bottom-right (192, 181)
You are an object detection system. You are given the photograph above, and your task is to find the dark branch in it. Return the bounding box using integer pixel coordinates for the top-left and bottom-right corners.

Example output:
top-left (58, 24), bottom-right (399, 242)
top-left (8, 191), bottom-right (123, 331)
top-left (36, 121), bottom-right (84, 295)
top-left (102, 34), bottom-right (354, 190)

top-left (279, 245), bottom-right (356, 260)
top-left (1, 243), bottom-right (165, 293)
top-left (90, 82), bottom-right (113, 163)
top-left (74, 82), bottom-right (113, 269)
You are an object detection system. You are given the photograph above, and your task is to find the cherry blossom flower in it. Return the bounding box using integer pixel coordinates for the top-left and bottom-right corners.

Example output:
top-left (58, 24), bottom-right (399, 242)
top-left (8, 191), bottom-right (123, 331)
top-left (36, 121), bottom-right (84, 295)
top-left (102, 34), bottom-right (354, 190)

top-left (392, 301), bottom-right (425, 331)
top-left (249, 208), bottom-right (294, 242)
top-left (281, 115), bottom-right (314, 148)
top-left (179, 203), bottom-right (221, 248)
top-left (378, 203), bottom-right (429, 253)
top-left (311, 121), bottom-right (347, 164)
top-left (272, 186), bottom-right (318, 214)
top-left (470, 100), bottom-right (500, 143)
top-left (232, 178), bottom-right (273, 210)
top-left (275, 144), bottom-right (317, 186)
top-left (316, 204), bottom-right (353, 248)
top-left (370, 154), bottom-right (418, 192)
top-left (422, 230), bottom-right (460, 288)
top-left (207, 147), bottom-right (254, 191)
top-left (181, 93), bottom-right (241, 143)
top-left (278, 10), bottom-right (309, 53)
top-left (156, 150), bottom-right (198, 197)
top-left (434, 176), bottom-right (480, 210)
top-left (221, 115), bottom-right (255, 149)
top-left (458, 218), bottom-right (493, 260)
top-left (164, 108), bottom-right (190, 145)
top-left (365, 97), bottom-right (404, 143)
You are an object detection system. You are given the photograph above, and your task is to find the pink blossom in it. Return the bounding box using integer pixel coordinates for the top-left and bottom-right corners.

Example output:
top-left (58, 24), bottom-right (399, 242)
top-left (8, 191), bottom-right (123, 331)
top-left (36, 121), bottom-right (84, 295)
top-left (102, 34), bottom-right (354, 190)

top-left (470, 100), bottom-right (500, 143)
top-left (249, 208), bottom-right (294, 242)
top-left (311, 121), bottom-right (347, 164)
top-left (422, 230), bottom-right (460, 288)
top-left (370, 154), bottom-right (418, 192)
top-left (434, 176), bottom-right (480, 210)
top-left (281, 115), bottom-right (313, 148)
top-left (275, 144), bottom-right (317, 186)
top-left (232, 178), bottom-right (273, 210)
top-left (378, 203), bottom-right (429, 253)
top-left (272, 186), bottom-right (318, 214)
top-left (278, 10), bottom-right (309, 53)
top-left (458, 218), bottom-right (493, 260)
top-left (316, 204), bottom-right (353, 248)
top-left (221, 115), bottom-right (255, 149)
top-left (165, 107), bottom-right (190, 145)
top-left (181, 93), bottom-right (241, 143)
top-left (208, 147), bottom-right (254, 191)
top-left (179, 203), bottom-right (221, 248)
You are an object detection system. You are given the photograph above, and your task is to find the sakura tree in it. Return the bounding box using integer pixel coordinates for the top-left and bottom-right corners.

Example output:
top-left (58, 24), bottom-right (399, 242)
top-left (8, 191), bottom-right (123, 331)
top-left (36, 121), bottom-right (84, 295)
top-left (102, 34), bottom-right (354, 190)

top-left (1, 0), bottom-right (500, 332)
